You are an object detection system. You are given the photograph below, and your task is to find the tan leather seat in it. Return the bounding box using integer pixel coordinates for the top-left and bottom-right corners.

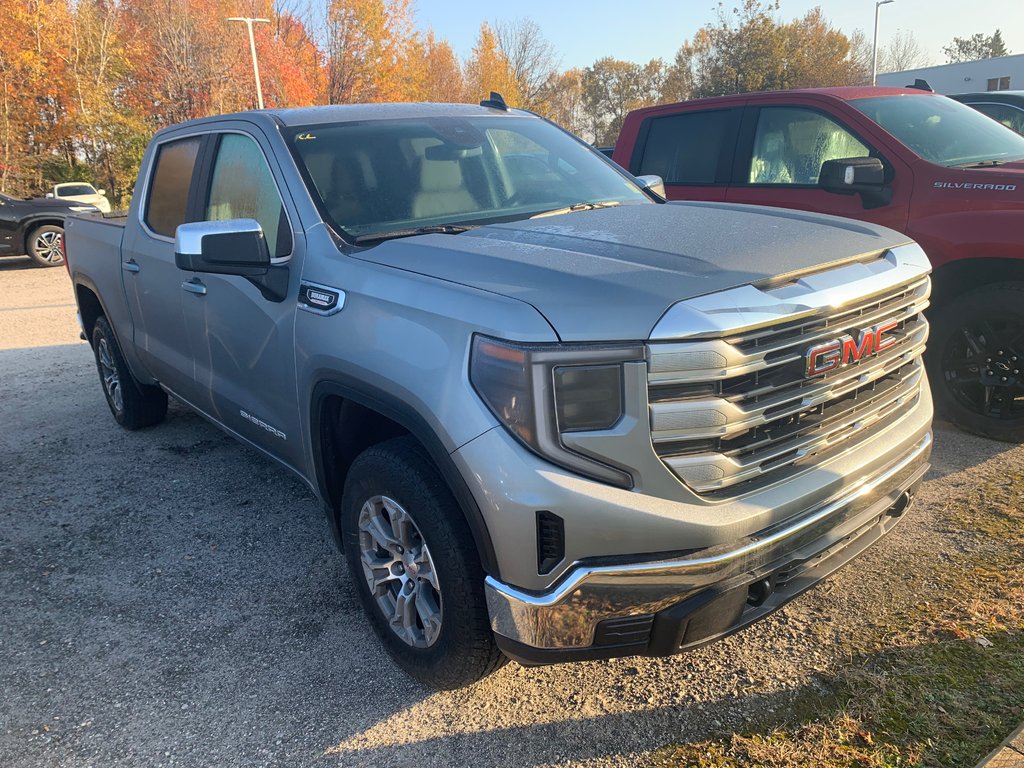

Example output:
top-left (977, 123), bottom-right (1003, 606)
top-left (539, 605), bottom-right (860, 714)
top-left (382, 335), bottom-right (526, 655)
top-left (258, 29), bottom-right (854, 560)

top-left (411, 158), bottom-right (477, 219)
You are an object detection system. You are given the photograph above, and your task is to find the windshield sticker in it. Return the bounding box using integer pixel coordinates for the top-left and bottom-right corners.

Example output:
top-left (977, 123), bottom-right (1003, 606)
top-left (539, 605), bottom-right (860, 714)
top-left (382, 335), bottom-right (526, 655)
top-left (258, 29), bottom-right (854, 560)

top-left (934, 181), bottom-right (1016, 191)
top-left (295, 132), bottom-right (317, 141)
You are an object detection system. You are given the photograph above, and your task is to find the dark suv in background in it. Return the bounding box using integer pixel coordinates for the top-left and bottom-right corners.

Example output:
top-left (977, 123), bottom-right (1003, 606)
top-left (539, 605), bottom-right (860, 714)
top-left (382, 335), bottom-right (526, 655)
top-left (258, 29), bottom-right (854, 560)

top-left (0, 192), bottom-right (98, 267)
top-left (950, 91), bottom-right (1024, 135)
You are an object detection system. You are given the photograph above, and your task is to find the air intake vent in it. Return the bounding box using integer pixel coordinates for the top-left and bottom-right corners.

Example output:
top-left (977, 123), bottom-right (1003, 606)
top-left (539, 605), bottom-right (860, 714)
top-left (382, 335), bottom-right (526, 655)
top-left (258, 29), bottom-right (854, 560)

top-left (536, 511), bottom-right (565, 575)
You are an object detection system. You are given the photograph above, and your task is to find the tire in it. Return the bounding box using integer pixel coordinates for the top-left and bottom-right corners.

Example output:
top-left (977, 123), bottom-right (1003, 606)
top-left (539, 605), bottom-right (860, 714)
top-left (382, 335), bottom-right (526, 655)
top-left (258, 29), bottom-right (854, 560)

top-left (91, 316), bottom-right (168, 430)
top-left (340, 435), bottom-right (506, 689)
top-left (926, 282), bottom-right (1024, 442)
top-left (26, 224), bottom-right (65, 267)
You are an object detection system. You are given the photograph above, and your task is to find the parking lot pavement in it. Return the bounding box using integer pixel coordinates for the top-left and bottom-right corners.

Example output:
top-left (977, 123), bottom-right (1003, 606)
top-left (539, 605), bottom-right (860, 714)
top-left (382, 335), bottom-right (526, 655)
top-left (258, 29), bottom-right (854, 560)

top-left (2, 264), bottom-right (1023, 768)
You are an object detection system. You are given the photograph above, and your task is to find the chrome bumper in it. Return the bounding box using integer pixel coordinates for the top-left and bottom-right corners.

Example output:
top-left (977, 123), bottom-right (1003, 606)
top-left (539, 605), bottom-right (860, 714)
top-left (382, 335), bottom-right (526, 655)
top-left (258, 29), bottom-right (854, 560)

top-left (485, 432), bottom-right (932, 653)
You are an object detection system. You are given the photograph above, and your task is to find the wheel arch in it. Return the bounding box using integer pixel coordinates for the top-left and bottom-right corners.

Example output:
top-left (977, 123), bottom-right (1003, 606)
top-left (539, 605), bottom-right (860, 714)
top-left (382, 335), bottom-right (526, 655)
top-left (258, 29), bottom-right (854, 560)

top-left (310, 377), bottom-right (501, 580)
top-left (929, 257), bottom-right (1024, 309)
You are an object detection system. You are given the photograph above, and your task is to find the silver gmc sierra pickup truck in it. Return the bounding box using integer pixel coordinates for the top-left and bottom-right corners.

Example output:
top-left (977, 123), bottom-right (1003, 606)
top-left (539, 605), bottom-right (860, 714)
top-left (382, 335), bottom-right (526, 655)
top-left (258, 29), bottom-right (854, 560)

top-left (65, 98), bottom-right (934, 689)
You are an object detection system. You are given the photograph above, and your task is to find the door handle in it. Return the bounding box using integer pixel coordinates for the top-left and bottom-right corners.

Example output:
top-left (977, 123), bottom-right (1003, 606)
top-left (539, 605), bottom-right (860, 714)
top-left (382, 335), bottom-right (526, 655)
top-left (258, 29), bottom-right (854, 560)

top-left (121, 259), bottom-right (140, 273)
top-left (181, 279), bottom-right (207, 296)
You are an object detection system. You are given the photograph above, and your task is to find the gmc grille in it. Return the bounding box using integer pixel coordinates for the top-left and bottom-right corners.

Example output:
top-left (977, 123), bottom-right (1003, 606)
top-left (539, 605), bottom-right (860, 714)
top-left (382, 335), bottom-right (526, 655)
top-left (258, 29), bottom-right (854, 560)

top-left (647, 251), bottom-right (931, 497)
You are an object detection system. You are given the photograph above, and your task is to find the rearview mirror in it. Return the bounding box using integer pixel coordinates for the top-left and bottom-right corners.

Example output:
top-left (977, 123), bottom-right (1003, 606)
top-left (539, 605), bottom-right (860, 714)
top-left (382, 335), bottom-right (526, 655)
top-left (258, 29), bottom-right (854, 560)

top-left (174, 219), bottom-right (270, 276)
top-left (46, 192), bottom-right (54, 198)
top-left (635, 174), bottom-right (666, 199)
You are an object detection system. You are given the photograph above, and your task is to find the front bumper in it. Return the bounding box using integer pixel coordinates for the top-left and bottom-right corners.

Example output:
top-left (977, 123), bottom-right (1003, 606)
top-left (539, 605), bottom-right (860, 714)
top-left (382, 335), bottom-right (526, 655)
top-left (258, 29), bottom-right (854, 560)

top-left (486, 432), bottom-right (931, 664)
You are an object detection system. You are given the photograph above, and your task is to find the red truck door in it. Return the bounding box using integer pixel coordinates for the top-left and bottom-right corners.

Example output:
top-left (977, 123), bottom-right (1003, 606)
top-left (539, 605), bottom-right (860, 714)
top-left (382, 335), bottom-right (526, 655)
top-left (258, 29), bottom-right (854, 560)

top-left (725, 102), bottom-right (913, 233)
top-left (618, 106), bottom-right (743, 202)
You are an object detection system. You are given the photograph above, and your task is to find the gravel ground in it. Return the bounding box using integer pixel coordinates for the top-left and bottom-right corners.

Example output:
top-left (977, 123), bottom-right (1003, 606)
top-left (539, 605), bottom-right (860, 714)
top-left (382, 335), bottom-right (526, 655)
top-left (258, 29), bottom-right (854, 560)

top-left (1, 260), bottom-right (1022, 768)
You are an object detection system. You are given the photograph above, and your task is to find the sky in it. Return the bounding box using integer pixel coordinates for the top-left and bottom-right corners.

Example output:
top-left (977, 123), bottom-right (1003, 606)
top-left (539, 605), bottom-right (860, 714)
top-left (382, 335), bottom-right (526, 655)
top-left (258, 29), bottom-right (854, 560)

top-left (413, 0), bottom-right (1024, 71)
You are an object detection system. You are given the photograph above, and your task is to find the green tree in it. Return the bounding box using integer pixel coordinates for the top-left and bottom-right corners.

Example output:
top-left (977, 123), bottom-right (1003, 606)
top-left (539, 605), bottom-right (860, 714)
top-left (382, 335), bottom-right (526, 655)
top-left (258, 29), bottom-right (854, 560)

top-left (943, 30), bottom-right (1011, 63)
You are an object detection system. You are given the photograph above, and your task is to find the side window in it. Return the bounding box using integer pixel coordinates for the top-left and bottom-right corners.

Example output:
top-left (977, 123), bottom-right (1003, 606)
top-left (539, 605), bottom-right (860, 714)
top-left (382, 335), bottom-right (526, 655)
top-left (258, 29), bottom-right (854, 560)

top-left (973, 103), bottom-right (1024, 135)
top-left (749, 107), bottom-right (870, 185)
top-left (637, 110), bottom-right (734, 184)
top-left (145, 137), bottom-right (201, 237)
top-left (205, 134), bottom-right (292, 259)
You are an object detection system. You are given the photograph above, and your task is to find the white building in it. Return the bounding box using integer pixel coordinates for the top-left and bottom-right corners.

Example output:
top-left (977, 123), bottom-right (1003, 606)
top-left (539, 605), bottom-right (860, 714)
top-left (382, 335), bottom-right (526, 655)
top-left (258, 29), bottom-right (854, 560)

top-left (876, 53), bottom-right (1024, 95)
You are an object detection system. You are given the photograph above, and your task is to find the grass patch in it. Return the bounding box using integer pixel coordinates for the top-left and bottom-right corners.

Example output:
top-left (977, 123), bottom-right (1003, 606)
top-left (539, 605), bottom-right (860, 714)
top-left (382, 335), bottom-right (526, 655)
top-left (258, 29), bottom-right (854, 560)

top-left (653, 473), bottom-right (1024, 768)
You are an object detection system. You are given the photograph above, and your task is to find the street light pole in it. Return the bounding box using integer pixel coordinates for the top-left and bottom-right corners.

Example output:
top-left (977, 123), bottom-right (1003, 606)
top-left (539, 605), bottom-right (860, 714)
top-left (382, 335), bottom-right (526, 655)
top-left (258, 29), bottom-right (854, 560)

top-left (227, 16), bottom-right (270, 109)
top-left (871, 0), bottom-right (895, 86)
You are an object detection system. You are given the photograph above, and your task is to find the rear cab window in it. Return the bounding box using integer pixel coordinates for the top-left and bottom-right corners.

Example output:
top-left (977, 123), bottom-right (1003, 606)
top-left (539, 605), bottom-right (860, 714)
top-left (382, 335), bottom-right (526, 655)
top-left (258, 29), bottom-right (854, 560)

top-left (144, 137), bottom-right (202, 238)
top-left (634, 110), bottom-right (738, 184)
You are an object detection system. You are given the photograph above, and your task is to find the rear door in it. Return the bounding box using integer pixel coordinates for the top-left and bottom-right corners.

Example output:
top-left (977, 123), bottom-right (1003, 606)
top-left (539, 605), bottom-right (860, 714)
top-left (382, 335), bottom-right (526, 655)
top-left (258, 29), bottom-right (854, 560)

top-left (726, 101), bottom-right (913, 232)
top-left (626, 107), bottom-right (743, 202)
top-left (181, 126), bottom-right (306, 469)
top-left (121, 134), bottom-right (207, 402)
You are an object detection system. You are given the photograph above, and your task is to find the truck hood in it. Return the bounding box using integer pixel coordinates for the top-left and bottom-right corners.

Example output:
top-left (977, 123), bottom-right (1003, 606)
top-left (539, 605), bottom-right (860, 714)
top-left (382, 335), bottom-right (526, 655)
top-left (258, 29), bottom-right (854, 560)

top-left (356, 202), bottom-right (913, 342)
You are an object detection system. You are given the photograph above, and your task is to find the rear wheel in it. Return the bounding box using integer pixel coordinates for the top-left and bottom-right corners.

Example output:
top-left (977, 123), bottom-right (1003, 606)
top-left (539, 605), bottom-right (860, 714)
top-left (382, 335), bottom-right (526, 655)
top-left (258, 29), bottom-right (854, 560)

top-left (91, 316), bottom-right (168, 429)
top-left (26, 224), bottom-right (65, 267)
top-left (340, 436), bottom-right (505, 688)
top-left (927, 283), bottom-right (1024, 442)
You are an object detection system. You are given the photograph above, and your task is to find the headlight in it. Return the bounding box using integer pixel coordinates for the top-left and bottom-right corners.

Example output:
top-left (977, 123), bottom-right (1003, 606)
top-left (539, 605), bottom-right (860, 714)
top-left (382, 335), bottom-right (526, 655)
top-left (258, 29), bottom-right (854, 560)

top-left (470, 334), bottom-right (644, 487)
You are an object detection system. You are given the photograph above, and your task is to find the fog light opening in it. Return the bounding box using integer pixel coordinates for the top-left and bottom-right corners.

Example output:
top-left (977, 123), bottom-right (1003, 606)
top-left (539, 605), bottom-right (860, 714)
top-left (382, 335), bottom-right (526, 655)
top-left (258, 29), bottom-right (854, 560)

top-left (747, 577), bottom-right (775, 607)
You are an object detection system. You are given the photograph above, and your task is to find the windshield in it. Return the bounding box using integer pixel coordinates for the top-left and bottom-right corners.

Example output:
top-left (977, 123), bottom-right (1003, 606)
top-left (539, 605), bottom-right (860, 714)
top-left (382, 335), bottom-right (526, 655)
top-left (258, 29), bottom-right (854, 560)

top-left (57, 184), bottom-right (97, 196)
top-left (852, 94), bottom-right (1024, 167)
top-left (285, 115), bottom-right (650, 240)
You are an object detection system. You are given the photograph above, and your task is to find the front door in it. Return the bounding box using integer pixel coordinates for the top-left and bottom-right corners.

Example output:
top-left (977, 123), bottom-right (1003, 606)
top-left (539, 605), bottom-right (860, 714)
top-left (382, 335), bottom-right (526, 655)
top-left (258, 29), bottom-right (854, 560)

top-left (726, 104), bottom-right (912, 233)
top-left (181, 129), bottom-right (305, 470)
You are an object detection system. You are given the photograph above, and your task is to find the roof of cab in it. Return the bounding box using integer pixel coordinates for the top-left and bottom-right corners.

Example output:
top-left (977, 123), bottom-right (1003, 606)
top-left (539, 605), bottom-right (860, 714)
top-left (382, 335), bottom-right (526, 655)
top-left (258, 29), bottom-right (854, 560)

top-left (156, 102), bottom-right (531, 137)
top-left (627, 86), bottom-right (938, 117)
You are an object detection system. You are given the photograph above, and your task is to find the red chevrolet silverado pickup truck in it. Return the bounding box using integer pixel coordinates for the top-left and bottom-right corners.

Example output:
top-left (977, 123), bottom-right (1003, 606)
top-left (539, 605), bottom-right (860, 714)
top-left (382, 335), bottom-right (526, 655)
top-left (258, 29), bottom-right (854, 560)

top-left (614, 86), bottom-right (1024, 442)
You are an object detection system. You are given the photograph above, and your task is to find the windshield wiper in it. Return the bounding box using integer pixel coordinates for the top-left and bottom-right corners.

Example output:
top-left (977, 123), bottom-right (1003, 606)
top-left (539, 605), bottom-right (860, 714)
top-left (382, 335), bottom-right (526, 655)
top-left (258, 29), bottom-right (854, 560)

top-left (949, 159), bottom-right (1008, 169)
top-left (530, 200), bottom-right (621, 219)
top-left (353, 224), bottom-right (476, 244)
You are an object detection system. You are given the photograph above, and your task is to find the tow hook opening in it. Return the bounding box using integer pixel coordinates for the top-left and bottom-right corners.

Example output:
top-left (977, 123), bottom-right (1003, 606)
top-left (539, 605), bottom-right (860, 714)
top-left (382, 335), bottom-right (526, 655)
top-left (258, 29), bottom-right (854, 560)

top-left (747, 575), bottom-right (777, 607)
top-left (887, 491), bottom-right (912, 517)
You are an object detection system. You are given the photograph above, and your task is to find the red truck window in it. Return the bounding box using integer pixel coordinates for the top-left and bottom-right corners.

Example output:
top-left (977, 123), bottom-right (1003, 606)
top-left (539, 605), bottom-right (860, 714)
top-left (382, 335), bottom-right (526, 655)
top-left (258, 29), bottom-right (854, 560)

top-left (748, 107), bottom-right (870, 186)
top-left (636, 110), bottom-right (734, 184)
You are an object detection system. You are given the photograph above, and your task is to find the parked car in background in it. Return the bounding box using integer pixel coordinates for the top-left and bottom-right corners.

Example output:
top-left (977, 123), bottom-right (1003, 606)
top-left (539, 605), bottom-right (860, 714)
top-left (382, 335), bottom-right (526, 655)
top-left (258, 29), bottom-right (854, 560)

top-left (949, 91), bottom-right (1024, 135)
top-left (0, 192), bottom-right (97, 266)
top-left (65, 100), bottom-right (932, 687)
top-left (614, 87), bottom-right (1024, 442)
top-left (47, 182), bottom-right (112, 213)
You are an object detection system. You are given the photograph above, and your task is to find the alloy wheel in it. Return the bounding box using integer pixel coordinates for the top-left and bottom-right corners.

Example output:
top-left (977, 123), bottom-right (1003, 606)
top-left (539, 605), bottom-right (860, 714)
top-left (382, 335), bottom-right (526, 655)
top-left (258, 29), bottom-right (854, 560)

top-left (97, 338), bottom-right (124, 414)
top-left (357, 495), bottom-right (443, 648)
top-left (941, 316), bottom-right (1024, 422)
top-left (32, 230), bottom-right (63, 264)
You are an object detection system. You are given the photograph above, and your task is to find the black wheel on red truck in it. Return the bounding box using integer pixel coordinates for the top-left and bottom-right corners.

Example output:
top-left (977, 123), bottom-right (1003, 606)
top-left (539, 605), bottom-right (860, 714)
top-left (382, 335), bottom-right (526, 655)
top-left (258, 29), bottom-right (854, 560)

top-left (927, 283), bottom-right (1024, 443)
top-left (340, 435), bottom-right (506, 689)
top-left (91, 316), bottom-right (168, 430)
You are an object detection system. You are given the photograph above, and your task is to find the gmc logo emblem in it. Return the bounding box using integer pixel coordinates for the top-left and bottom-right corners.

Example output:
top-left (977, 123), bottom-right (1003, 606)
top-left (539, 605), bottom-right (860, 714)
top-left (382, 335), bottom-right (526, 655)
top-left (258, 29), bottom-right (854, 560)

top-left (804, 320), bottom-right (900, 377)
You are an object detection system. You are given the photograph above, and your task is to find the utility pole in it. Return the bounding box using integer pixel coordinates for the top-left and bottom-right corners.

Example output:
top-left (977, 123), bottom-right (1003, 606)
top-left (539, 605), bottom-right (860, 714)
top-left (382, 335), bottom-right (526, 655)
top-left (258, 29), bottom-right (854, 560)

top-left (871, 0), bottom-right (895, 86)
top-left (227, 16), bottom-right (270, 109)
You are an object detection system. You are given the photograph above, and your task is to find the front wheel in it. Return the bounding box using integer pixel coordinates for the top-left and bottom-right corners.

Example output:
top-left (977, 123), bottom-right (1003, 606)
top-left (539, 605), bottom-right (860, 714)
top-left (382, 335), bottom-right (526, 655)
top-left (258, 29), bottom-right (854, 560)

top-left (26, 224), bottom-right (65, 267)
top-left (927, 283), bottom-right (1024, 442)
top-left (340, 436), bottom-right (505, 688)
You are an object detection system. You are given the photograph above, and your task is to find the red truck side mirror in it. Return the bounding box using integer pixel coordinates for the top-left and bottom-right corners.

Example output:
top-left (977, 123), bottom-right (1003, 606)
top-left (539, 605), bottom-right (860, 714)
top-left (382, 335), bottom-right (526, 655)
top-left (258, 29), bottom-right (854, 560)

top-left (819, 157), bottom-right (891, 210)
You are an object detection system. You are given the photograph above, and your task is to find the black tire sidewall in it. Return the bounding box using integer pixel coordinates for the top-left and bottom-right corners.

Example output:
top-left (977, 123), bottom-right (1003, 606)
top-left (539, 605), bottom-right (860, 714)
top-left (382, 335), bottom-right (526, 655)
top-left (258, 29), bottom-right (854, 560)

top-left (91, 316), bottom-right (167, 430)
top-left (927, 283), bottom-right (1024, 442)
top-left (340, 437), bottom-right (501, 688)
top-left (26, 224), bottom-right (64, 267)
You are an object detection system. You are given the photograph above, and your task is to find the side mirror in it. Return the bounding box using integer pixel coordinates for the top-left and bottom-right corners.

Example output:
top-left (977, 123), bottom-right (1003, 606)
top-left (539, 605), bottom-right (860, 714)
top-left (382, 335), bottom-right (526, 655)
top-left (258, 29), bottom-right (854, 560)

top-left (819, 157), bottom-right (891, 209)
top-left (819, 157), bottom-right (885, 192)
top-left (635, 174), bottom-right (666, 199)
top-left (174, 219), bottom-right (270, 276)
top-left (46, 192), bottom-right (54, 198)
top-left (97, 189), bottom-right (106, 196)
